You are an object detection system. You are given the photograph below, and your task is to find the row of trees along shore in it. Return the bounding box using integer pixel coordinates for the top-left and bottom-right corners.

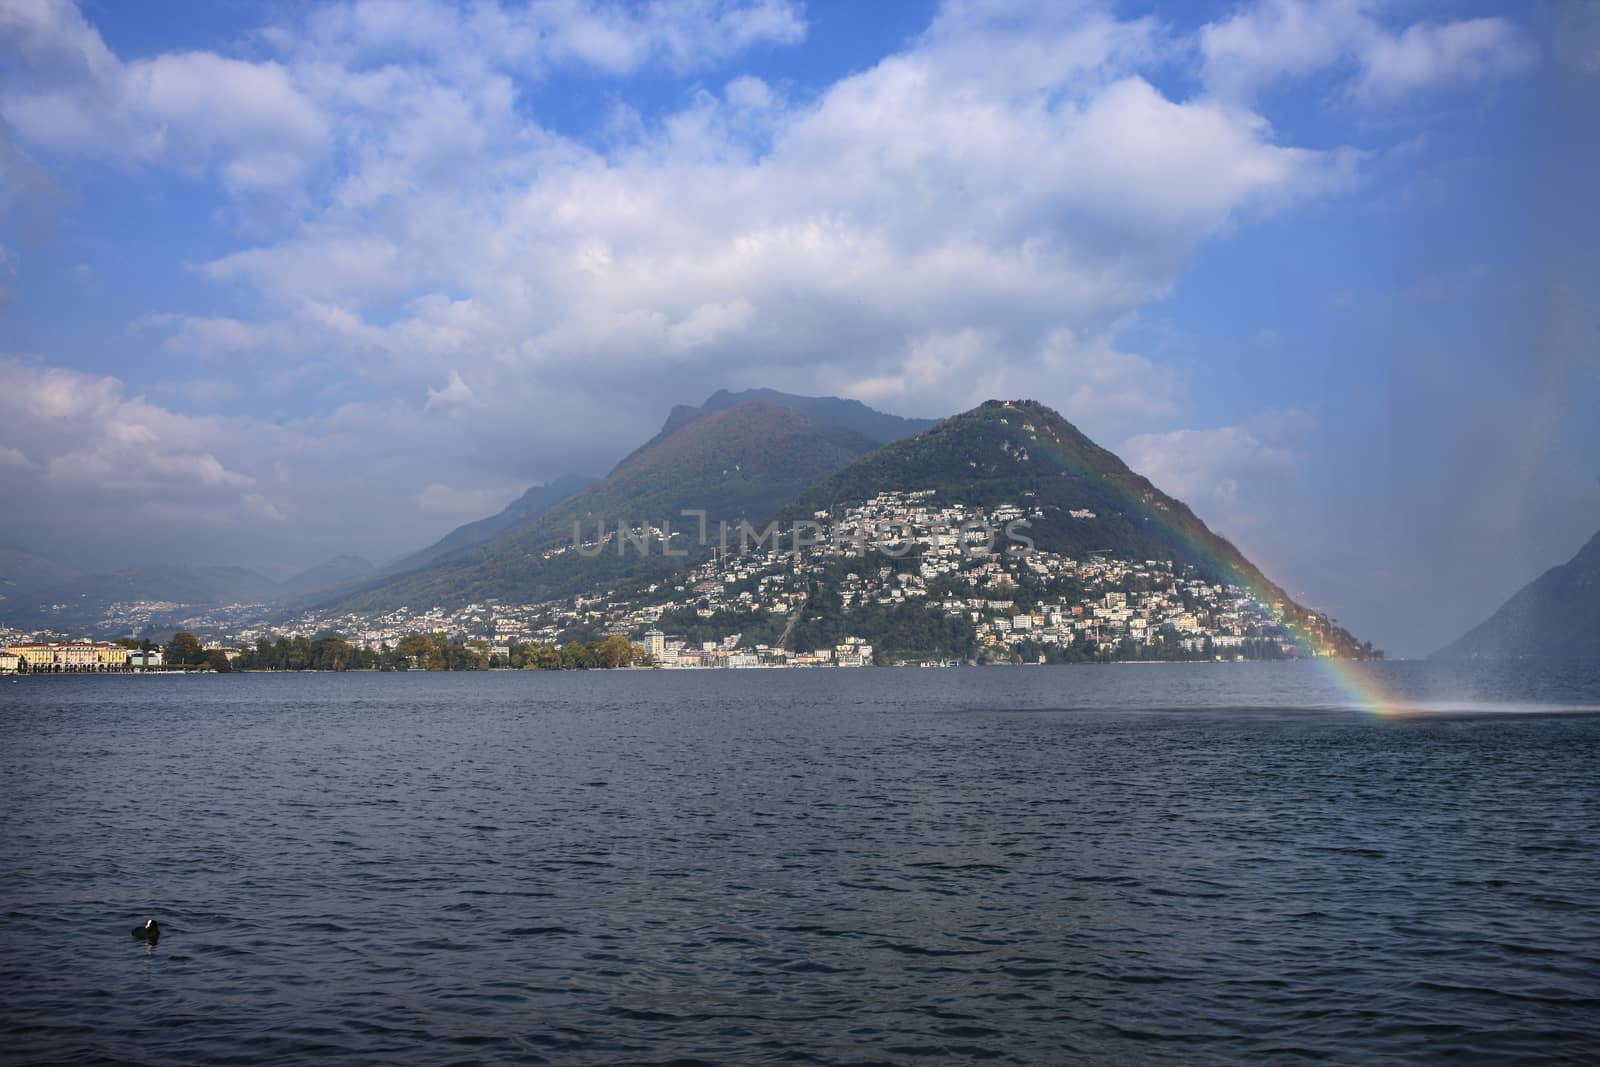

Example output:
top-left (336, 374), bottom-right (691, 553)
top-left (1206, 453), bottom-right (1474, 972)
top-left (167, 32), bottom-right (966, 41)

top-left (230, 632), bottom-right (646, 672)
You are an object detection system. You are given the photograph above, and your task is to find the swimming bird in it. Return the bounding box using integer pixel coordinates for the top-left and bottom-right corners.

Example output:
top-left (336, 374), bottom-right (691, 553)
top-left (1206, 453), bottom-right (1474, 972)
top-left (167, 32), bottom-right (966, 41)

top-left (131, 918), bottom-right (161, 941)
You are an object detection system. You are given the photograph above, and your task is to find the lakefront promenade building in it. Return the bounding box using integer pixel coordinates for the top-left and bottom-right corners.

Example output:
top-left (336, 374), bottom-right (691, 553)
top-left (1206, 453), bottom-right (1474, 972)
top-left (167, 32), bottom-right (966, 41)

top-left (3, 642), bottom-right (146, 672)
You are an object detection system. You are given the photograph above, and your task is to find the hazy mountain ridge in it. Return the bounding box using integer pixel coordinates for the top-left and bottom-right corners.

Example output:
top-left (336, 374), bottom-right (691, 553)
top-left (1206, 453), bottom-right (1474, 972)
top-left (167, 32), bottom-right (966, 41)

top-left (279, 555), bottom-right (377, 597)
top-left (0, 547), bottom-right (80, 600)
top-left (324, 401), bottom-right (883, 613)
top-left (382, 474), bottom-right (598, 575)
top-left (38, 564), bottom-right (280, 606)
top-left (698, 388), bottom-right (936, 444)
top-left (7, 564), bottom-right (283, 633)
top-left (629, 388), bottom-right (935, 466)
top-left (1432, 530), bottom-right (1600, 661)
top-left (389, 388), bottom-right (921, 580)
top-left (6, 556), bottom-right (378, 634)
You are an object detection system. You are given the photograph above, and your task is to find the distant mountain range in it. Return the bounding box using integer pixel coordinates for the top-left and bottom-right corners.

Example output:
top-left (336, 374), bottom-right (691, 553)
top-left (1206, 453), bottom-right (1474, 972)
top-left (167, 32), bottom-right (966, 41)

top-left (0, 546), bottom-right (79, 599)
top-left (13, 564), bottom-right (283, 633)
top-left (305, 393), bottom-right (1363, 656)
top-left (322, 399), bottom-right (884, 613)
top-left (278, 555), bottom-right (377, 597)
top-left (383, 474), bottom-right (598, 575)
top-left (1, 388), bottom-right (1374, 656)
top-left (0, 388), bottom-right (925, 635)
top-left (373, 389), bottom-right (928, 584)
top-left (3, 556), bottom-right (375, 635)
top-left (1433, 530), bottom-right (1600, 661)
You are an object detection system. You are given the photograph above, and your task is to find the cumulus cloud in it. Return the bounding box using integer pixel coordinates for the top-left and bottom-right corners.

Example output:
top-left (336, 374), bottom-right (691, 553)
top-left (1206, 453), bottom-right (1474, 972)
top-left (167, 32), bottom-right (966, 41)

top-left (0, 358), bottom-right (258, 498)
top-left (132, 314), bottom-right (285, 359)
top-left (0, 0), bottom-right (803, 196)
top-left (292, 0), bottom-right (804, 78)
top-left (1120, 412), bottom-right (1313, 539)
top-left (0, 0), bottom-right (1543, 573)
top-left (1353, 17), bottom-right (1536, 101)
top-left (424, 369), bottom-right (479, 412)
top-left (1, 0), bottom-right (328, 193)
top-left (141, 0), bottom-right (1362, 445)
top-left (1199, 0), bottom-right (1533, 105)
top-left (0, 354), bottom-right (553, 567)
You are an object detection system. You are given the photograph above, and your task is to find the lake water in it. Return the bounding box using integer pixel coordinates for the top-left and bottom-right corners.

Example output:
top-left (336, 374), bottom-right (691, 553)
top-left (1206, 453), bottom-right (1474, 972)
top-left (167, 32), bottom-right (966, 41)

top-left (3, 662), bottom-right (1599, 1064)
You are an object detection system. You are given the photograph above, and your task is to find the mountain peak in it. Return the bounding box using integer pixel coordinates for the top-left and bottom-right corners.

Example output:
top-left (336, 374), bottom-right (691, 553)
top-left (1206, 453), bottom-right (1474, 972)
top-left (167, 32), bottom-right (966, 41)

top-left (660, 387), bottom-right (936, 446)
top-left (1434, 528), bottom-right (1600, 661)
top-left (782, 396), bottom-right (1368, 656)
top-left (327, 398), bottom-right (884, 614)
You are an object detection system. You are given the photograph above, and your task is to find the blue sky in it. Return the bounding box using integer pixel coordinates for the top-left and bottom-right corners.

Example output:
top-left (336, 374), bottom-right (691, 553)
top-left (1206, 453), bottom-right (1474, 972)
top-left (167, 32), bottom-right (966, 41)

top-left (1, 0), bottom-right (1596, 656)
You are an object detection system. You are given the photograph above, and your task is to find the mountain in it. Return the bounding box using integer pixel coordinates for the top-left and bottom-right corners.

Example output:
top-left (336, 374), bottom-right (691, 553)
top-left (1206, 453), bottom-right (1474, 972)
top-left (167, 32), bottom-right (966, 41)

top-left (384, 474), bottom-right (596, 574)
top-left (7, 554), bottom-right (368, 636)
top-left (779, 399), bottom-right (1367, 655)
top-left (279, 555), bottom-right (377, 597)
top-left (381, 392), bottom-right (925, 579)
top-left (6, 395), bottom-right (1368, 660)
top-left (324, 401), bottom-right (882, 613)
top-left (11, 564), bottom-right (282, 633)
top-left (1432, 530), bottom-right (1600, 661)
top-left (0, 547), bottom-right (79, 601)
top-left (660, 388), bottom-right (935, 447)
top-left (32, 564), bottom-right (280, 607)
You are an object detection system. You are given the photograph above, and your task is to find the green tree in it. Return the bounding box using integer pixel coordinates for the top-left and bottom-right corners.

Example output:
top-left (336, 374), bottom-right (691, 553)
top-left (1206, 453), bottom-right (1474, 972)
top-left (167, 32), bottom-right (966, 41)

top-left (166, 631), bottom-right (203, 667)
top-left (391, 633), bottom-right (432, 670)
top-left (597, 635), bottom-right (635, 669)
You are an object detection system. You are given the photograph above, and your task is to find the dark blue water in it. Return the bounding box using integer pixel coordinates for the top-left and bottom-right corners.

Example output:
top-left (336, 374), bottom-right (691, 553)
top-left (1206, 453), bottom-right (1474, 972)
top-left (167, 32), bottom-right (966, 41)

top-left (3, 662), bottom-right (1599, 1064)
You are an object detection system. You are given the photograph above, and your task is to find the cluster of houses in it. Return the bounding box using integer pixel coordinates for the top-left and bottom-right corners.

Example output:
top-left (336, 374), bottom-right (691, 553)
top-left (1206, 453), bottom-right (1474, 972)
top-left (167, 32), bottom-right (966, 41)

top-left (564, 491), bottom-right (1313, 660)
top-left (1, 642), bottom-right (165, 672)
top-left (191, 488), bottom-right (1346, 665)
top-left (642, 630), bottom-right (874, 668)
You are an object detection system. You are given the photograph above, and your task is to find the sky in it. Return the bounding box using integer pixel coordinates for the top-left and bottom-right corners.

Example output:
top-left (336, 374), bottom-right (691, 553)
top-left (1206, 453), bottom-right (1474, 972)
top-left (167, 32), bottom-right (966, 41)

top-left (1, 0), bottom-right (1596, 656)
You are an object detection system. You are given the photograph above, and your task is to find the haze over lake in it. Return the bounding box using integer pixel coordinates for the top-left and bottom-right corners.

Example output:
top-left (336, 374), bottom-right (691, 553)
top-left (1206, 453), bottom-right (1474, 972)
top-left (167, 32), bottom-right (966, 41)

top-left (5, 663), bottom-right (1598, 1064)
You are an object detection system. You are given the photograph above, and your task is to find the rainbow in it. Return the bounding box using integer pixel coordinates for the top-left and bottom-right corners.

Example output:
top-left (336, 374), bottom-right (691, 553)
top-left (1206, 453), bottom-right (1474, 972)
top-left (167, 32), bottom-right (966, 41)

top-left (1129, 512), bottom-right (1406, 715)
top-left (1014, 411), bottom-right (1404, 715)
top-left (1312, 656), bottom-right (1406, 717)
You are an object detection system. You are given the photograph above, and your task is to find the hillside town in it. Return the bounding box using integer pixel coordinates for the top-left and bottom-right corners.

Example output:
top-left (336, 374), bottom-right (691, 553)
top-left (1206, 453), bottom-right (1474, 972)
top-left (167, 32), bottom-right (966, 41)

top-left (4, 491), bottom-right (1361, 670)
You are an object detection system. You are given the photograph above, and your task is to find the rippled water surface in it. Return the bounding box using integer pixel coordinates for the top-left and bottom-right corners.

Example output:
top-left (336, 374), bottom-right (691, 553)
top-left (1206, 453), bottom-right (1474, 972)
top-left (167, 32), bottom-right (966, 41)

top-left (3, 662), bottom-right (1599, 1064)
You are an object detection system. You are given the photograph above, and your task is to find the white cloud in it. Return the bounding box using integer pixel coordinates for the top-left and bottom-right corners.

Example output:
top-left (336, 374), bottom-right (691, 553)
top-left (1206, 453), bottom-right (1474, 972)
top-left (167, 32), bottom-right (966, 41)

top-left (0, 358), bottom-right (257, 497)
top-left (424, 368), bottom-right (478, 412)
top-left (724, 74), bottom-right (775, 113)
top-left (0, 0), bottom-right (804, 195)
top-left (0, 354), bottom-right (569, 566)
top-left (0, 0), bottom-right (117, 83)
top-left (293, 0), bottom-right (804, 78)
top-left (1120, 412), bottom-right (1313, 542)
top-left (0, 444), bottom-right (36, 469)
top-left (416, 481), bottom-right (517, 518)
top-left (1199, 0), bottom-right (1367, 102)
top-left (1199, 0), bottom-right (1533, 105)
top-left (1354, 18), bottom-right (1536, 102)
top-left (1, 1), bottom-right (328, 192)
top-left (142, 0), bottom-right (1358, 444)
top-left (0, 0), bottom-right (1543, 574)
top-left (140, 315), bottom-right (282, 358)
